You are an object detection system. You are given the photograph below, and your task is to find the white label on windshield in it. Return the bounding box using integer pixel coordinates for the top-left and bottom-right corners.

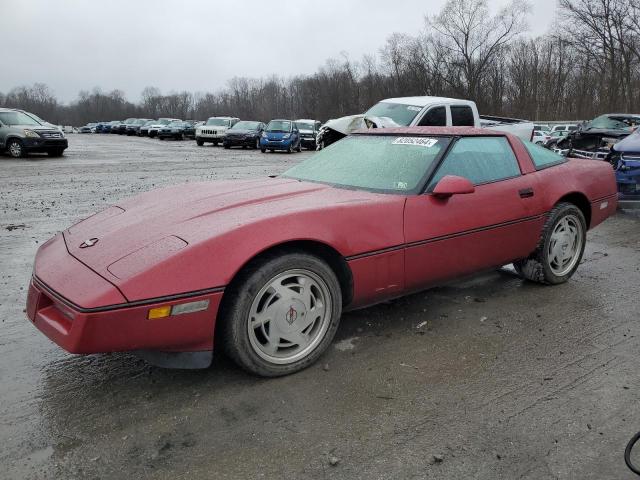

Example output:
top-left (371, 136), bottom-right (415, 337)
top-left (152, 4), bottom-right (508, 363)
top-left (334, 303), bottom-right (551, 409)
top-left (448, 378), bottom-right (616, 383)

top-left (392, 137), bottom-right (438, 148)
top-left (407, 106), bottom-right (422, 112)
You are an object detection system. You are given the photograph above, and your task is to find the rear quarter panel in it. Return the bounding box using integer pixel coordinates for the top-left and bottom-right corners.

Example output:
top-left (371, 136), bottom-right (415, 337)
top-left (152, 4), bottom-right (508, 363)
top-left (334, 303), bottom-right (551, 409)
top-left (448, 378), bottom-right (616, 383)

top-left (536, 158), bottom-right (618, 228)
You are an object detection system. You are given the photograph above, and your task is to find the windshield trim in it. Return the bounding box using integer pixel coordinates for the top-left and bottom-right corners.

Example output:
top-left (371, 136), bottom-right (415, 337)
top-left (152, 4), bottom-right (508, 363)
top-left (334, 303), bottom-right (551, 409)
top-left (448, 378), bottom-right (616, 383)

top-left (282, 133), bottom-right (453, 195)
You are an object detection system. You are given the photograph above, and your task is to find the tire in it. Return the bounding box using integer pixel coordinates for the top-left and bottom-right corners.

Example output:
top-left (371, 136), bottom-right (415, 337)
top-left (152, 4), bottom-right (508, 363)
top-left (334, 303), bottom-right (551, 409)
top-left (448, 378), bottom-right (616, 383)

top-left (197, 139), bottom-right (204, 146)
top-left (7, 139), bottom-right (25, 158)
top-left (296, 141), bottom-right (302, 153)
top-left (219, 251), bottom-right (342, 377)
top-left (213, 140), bottom-right (219, 146)
top-left (260, 147), bottom-right (267, 153)
top-left (255, 138), bottom-right (260, 149)
top-left (224, 144), bottom-right (230, 149)
top-left (514, 202), bottom-right (587, 285)
top-left (159, 136), bottom-right (164, 141)
top-left (48, 148), bottom-right (65, 157)
top-left (286, 144), bottom-right (292, 154)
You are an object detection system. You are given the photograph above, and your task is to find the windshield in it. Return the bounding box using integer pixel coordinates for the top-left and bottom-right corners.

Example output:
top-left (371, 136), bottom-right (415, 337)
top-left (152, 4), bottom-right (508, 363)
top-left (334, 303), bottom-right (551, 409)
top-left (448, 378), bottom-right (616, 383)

top-left (232, 121), bottom-right (260, 130)
top-left (206, 118), bottom-right (230, 126)
top-left (296, 122), bottom-right (315, 131)
top-left (283, 135), bottom-right (450, 193)
top-left (364, 102), bottom-right (423, 126)
top-left (267, 120), bottom-right (291, 132)
top-left (590, 115), bottom-right (640, 131)
top-left (0, 111), bottom-right (43, 126)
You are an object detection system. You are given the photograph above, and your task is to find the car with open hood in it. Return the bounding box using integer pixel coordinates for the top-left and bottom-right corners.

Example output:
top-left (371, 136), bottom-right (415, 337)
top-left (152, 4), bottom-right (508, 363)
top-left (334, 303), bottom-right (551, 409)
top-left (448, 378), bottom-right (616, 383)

top-left (26, 127), bottom-right (617, 375)
top-left (223, 121), bottom-right (266, 149)
top-left (554, 114), bottom-right (640, 160)
top-left (0, 108), bottom-right (68, 158)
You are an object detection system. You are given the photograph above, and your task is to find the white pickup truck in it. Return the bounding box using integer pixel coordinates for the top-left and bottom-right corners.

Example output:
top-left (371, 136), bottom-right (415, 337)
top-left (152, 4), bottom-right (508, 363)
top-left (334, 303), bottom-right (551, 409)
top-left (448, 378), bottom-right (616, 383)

top-left (316, 96), bottom-right (534, 149)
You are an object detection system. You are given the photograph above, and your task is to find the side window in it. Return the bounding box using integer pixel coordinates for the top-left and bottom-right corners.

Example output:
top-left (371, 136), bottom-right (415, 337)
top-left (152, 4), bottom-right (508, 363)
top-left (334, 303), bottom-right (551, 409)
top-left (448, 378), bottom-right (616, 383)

top-left (451, 106), bottom-right (475, 126)
top-left (522, 141), bottom-right (566, 169)
top-left (428, 137), bottom-right (520, 190)
top-left (418, 106), bottom-right (446, 127)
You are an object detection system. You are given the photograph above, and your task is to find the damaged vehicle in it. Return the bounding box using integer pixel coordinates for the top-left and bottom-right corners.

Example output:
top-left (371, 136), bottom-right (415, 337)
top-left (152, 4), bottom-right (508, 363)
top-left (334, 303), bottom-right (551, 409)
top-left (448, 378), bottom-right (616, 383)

top-left (554, 114), bottom-right (640, 160)
top-left (315, 96), bottom-right (534, 149)
top-left (607, 128), bottom-right (640, 199)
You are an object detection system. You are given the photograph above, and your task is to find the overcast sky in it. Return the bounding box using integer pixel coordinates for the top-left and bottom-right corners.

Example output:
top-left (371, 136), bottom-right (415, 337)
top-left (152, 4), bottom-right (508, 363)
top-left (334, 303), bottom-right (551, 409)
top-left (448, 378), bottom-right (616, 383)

top-left (2, 0), bottom-right (558, 103)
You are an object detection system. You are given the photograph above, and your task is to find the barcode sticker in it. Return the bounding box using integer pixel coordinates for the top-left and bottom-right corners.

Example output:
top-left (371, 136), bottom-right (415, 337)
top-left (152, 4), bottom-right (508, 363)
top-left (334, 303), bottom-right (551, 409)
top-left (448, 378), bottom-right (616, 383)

top-left (392, 137), bottom-right (438, 148)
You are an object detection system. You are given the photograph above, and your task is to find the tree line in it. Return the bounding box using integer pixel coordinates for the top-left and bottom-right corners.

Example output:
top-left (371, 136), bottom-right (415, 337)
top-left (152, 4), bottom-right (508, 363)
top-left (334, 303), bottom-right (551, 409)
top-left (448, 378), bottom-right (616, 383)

top-left (2, 0), bottom-right (639, 126)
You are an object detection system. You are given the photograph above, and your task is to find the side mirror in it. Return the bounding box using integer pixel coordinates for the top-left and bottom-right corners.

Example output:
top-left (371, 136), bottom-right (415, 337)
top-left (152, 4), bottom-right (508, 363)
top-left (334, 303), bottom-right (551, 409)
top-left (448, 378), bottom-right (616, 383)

top-left (432, 175), bottom-right (475, 199)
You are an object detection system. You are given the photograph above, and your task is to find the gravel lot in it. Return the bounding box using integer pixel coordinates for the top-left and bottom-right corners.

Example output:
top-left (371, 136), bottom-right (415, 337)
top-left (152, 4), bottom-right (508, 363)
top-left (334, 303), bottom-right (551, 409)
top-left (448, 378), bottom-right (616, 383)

top-left (1, 134), bottom-right (639, 479)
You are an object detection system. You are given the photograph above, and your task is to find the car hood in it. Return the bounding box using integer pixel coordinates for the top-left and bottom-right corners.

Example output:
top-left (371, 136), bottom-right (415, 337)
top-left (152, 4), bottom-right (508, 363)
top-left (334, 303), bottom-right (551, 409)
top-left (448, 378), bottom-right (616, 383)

top-left (61, 177), bottom-right (404, 301)
top-left (613, 131), bottom-right (640, 154)
top-left (226, 129), bottom-right (257, 136)
top-left (65, 178), bottom-right (349, 275)
top-left (198, 125), bottom-right (229, 131)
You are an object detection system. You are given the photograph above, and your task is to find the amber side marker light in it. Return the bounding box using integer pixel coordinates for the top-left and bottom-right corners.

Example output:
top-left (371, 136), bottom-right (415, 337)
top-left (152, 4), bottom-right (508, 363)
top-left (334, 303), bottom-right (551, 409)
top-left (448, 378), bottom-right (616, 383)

top-left (147, 300), bottom-right (210, 320)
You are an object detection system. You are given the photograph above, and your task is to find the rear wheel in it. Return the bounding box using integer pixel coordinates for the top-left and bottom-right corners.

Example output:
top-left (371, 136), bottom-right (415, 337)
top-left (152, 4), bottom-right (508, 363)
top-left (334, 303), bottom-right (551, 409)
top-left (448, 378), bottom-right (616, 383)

top-left (196, 139), bottom-right (204, 146)
top-left (7, 139), bottom-right (25, 158)
top-left (514, 202), bottom-right (586, 284)
top-left (260, 147), bottom-right (267, 153)
top-left (219, 252), bottom-right (342, 377)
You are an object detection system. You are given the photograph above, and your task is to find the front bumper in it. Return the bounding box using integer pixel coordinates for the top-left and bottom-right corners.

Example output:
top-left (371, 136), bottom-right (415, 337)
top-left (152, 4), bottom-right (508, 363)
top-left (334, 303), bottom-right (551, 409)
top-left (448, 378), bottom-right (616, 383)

top-left (224, 135), bottom-right (258, 147)
top-left (26, 234), bottom-right (223, 358)
top-left (24, 137), bottom-right (68, 152)
top-left (261, 138), bottom-right (293, 150)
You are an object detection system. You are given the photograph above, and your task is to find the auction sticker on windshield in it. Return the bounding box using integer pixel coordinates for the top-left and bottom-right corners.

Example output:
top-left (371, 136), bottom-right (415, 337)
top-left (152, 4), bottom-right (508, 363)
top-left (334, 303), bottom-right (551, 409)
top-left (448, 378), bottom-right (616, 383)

top-left (392, 137), bottom-right (438, 148)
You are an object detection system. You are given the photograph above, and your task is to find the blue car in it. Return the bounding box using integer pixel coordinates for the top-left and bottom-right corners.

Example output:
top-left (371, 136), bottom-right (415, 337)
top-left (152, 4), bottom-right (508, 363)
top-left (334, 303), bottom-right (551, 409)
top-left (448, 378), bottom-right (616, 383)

top-left (260, 119), bottom-right (301, 153)
top-left (609, 129), bottom-right (640, 199)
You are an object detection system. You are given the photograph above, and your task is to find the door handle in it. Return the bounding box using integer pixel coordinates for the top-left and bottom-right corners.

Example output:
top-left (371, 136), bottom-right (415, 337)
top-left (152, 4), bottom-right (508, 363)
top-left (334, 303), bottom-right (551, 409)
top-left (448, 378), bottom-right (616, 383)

top-left (519, 187), bottom-right (534, 198)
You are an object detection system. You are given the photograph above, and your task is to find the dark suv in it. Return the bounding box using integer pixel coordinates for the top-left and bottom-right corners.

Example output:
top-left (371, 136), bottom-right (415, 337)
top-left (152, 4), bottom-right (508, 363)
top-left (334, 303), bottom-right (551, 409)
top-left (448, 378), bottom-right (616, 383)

top-left (0, 108), bottom-right (68, 158)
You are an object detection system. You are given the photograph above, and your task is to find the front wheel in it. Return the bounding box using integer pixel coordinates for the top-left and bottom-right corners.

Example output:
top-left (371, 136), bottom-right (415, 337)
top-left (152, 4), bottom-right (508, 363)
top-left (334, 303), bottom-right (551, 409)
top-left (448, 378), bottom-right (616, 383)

top-left (260, 147), bottom-right (266, 153)
top-left (7, 139), bottom-right (25, 158)
top-left (219, 252), bottom-right (342, 377)
top-left (514, 202), bottom-right (586, 284)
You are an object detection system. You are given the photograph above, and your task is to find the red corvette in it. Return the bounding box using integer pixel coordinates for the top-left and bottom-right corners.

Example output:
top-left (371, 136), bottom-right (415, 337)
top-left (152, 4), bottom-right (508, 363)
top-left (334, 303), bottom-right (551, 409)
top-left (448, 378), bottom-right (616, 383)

top-left (26, 127), bottom-right (617, 376)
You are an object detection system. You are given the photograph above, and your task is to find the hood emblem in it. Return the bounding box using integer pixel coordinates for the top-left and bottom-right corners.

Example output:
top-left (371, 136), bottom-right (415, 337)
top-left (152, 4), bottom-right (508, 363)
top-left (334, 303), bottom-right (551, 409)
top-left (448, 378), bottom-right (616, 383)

top-left (79, 238), bottom-right (99, 248)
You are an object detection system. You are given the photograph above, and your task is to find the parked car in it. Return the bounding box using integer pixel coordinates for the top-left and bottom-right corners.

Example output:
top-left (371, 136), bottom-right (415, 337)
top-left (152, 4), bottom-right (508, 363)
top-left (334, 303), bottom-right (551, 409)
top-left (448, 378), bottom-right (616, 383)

top-left (158, 120), bottom-right (193, 140)
top-left (260, 119), bottom-right (301, 153)
top-left (25, 127), bottom-right (617, 374)
top-left (607, 128), bottom-right (640, 199)
top-left (223, 121), bottom-right (266, 149)
top-left (79, 123), bottom-right (97, 133)
top-left (101, 121), bottom-right (120, 133)
top-left (553, 114), bottom-right (640, 159)
top-left (532, 130), bottom-right (551, 145)
top-left (295, 119), bottom-right (322, 150)
top-left (534, 124), bottom-right (550, 132)
top-left (195, 117), bottom-right (239, 146)
top-left (316, 96), bottom-right (534, 149)
top-left (148, 118), bottom-right (180, 138)
top-left (114, 118), bottom-right (136, 135)
top-left (181, 120), bottom-right (198, 139)
top-left (126, 118), bottom-right (153, 136)
top-left (109, 121), bottom-right (123, 133)
top-left (544, 130), bottom-right (569, 149)
top-left (138, 120), bottom-right (157, 137)
top-left (0, 108), bottom-right (68, 158)
top-left (94, 122), bottom-right (109, 133)
top-left (550, 124), bottom-right (579, 133)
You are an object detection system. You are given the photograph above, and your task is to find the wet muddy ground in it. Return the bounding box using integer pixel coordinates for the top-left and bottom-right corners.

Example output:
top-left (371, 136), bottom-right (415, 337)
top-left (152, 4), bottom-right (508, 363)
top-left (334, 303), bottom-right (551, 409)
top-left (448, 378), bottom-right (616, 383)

top-left (1, 134), bottom-right (639, 479)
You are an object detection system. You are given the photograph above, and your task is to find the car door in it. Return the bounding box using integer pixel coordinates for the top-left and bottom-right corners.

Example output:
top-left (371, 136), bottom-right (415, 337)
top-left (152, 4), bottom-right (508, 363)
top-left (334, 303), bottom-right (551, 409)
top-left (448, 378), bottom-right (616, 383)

top-left (403, 135), bottom-right (544, 291)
